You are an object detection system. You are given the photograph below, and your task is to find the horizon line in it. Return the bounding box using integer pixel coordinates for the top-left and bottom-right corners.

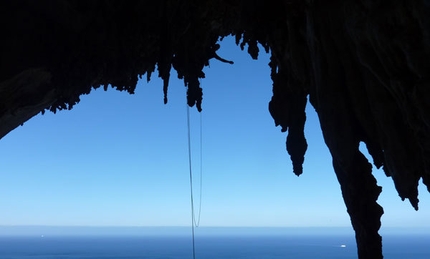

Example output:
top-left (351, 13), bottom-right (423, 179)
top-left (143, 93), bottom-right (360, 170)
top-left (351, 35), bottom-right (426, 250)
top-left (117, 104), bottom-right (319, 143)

top-left (0, 225), bottom-right (426, 228)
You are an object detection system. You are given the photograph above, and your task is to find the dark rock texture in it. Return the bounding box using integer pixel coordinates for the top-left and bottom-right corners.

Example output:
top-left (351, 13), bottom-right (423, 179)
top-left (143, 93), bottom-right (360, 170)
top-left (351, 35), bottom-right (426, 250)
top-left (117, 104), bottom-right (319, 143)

top-left (1, 1), bottom-right (429, 258)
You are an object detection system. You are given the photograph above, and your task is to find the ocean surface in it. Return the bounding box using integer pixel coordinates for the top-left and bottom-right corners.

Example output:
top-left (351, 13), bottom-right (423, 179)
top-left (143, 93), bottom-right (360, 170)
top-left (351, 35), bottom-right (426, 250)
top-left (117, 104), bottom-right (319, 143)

top-left (0, 227), bottom-right (429, 259)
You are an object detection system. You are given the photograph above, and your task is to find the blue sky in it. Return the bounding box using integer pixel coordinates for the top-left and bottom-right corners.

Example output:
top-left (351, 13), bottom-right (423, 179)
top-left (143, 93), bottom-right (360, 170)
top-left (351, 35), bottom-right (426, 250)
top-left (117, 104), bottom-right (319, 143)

top-left (0, 37), bottom-right (429, 229)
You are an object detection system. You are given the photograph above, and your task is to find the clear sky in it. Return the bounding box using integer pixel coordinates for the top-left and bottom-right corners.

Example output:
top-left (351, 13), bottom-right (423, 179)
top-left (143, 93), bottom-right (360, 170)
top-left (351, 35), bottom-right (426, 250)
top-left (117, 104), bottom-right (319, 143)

top-left (0, 37), bottom-right (429, 229)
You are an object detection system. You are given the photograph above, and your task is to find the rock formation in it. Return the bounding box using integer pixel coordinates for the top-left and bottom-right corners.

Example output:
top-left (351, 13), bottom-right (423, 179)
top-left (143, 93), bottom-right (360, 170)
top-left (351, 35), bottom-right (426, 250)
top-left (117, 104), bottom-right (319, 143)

top-left (1, 1), bottom-right (429, 258)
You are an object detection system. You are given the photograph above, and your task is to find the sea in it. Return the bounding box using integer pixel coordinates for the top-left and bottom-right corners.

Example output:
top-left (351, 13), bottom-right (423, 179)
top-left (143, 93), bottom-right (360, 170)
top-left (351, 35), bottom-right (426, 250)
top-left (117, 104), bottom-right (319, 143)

top-left (0, 227), bottom-right (429, 259)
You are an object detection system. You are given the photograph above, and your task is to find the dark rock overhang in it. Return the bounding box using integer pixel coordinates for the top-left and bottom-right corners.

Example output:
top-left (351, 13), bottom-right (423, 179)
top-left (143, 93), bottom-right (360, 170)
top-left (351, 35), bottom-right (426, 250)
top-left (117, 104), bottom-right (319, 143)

top-left (1, 1), bottom-right (430, 258)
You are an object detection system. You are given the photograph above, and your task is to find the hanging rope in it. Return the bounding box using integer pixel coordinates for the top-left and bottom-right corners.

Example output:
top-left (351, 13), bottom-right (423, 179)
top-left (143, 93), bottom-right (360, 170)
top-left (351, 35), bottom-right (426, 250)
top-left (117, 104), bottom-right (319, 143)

top-left (186, 101), bottom-right (203, 259)
top-left (186, 104), bottom-right (196, 259)
top-left (194, 111), bottom-right (203, 227)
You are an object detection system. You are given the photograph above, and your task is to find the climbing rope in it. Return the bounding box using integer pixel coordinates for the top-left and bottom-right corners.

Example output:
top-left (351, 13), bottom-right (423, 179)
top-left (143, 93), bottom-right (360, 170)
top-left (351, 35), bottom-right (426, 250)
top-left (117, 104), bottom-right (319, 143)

top-left (186, 100), bottom-right (203, 259)
top-left (195, 111), bottom-right (203, 227)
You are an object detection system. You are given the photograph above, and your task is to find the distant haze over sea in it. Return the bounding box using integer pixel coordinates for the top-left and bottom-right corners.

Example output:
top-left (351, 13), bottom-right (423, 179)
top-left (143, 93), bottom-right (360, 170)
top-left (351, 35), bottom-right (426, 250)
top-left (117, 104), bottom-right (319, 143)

top-left (0, 226), bottom-right (428, 237)
top-left (0, 226), bottom-right (352, 236)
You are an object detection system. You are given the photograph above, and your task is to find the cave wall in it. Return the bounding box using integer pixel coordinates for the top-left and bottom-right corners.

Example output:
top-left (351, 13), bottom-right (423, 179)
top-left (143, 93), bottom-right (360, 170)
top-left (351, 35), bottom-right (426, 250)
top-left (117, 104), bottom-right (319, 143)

top-left (1, 1), bottom-right (430, 258)
top-left (267, 2), bottom-right (430, 257)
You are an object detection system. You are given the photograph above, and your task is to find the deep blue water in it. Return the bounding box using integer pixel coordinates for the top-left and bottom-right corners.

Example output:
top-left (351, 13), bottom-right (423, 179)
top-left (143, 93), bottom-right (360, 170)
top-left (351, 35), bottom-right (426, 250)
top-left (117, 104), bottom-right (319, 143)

top-left (0, 234), bottom-right (428, 259)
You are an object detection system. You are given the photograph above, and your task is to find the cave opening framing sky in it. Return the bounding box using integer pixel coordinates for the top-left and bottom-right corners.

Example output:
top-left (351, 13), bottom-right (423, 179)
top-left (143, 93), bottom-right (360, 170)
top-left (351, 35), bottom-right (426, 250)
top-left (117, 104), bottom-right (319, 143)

top-left (0, 37), bottom-right (428, 229)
